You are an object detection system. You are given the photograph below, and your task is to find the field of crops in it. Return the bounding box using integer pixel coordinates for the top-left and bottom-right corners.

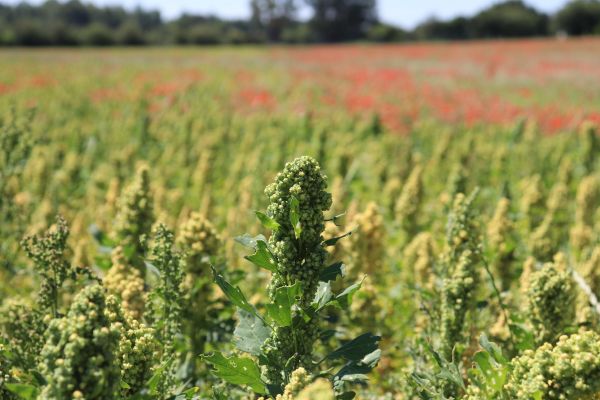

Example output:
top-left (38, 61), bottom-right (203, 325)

top-left (2, 38), bottom-right (600, 400)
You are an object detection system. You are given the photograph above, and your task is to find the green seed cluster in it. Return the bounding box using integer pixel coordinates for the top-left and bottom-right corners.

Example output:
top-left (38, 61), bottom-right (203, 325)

top-left (264, 156), bottom-right (332, 305)
top-left (262, 318), bottom-right (321, 390)
top-left (440, 192), bottom-right (481, 359)
top-left (505, 331), bottom-right (600, 399)
top-left (112, 165), bottom-right (154, 262)
top-left (0, 300), bottom-right (45, 371)
top-left (105, 295), bottom-right (158, 397)
top-left (38, 284), bottom-right (120, 400)
top-left (103, 246), bottom-right (146, 319)
top-left (21, 215), bottom-right (71, 315)
top-left (177, 211), bottom-right (221, 275)
top-left (527, 262), bottom-right (576, 345)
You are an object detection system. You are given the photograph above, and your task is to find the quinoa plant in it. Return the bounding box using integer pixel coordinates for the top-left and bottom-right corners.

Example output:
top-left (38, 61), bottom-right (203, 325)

top-left (204, 156), bottom-right (380, 399)
top-left (0, 300), bottom-right (45, 372)
top-left (104, 246), bottom-right (146, 319)
top-left (147, 223), bottom-right (185, 397)
top-left (396, 164), bottom-right (423, 237)
top-left (504, 331), bottom-right (600, 399)
top-left (177, 212), bottom-right (224, 358)
top-left (439, 190), bottom-right (482, 359)
top-left (21, 215), bottom-right (73, 317)
top-left (347, 201), bottom-right (385, 279)
top-left (112, 164), bottom-right (154, 266)
top-left (526, 262), bottom-right (576, 345)
top-left (105, 294), bottom-right (159, 397)
top-left (403, 232), bottom-right (437, 290)
top-left (519, 174), bottom-right (544, 232)
top-left (38, 284), bottom-right (120, 400)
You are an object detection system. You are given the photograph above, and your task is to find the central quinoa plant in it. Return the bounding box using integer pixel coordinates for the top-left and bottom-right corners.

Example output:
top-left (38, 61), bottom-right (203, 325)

top-left (205, 156), bottom-right (380, 398)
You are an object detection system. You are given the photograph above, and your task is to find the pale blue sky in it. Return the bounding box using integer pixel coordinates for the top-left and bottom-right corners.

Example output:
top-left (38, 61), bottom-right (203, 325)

top-left (5, 0), bottom-right (568, 28)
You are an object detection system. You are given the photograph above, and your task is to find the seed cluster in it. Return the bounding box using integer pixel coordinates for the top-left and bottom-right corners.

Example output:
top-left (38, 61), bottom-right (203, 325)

top-left (38, 284), bottom-right (120, 400)
top-left (264, 156), bottom-right (332, 305)
top-left (505, 331), bottom-right (600, 399)
top-left (527, 262), bottom-right (576, 345)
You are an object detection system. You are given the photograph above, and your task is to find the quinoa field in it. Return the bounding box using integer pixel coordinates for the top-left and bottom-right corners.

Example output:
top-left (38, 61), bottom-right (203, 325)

top-left (2, 38), bottom-right (600, 400)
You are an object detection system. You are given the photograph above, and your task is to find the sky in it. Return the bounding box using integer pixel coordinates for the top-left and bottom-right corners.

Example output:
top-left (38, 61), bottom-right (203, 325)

top-left (4, 0), bottom-right (569, 28)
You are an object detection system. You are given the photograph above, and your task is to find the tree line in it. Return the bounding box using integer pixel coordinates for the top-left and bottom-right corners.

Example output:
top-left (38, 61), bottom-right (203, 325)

top-left (1, 0), bottom-right (600, 46)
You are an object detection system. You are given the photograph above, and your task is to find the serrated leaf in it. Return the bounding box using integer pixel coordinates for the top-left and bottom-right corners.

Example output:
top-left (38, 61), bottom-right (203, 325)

top-left (326, 332), bottom-right (381, 362)
top-left (203, 352), bottom-right (266, 394)
top-left (255, 211), bottom-right (280, 231)
top-left (290, 196), bottom-right (302, 239)
top-left (245, 240), bottom-right (277, 272)
top-left (211, 267), bottom-right (258, 318)
top-left (234, 310), bottom-right (271, 356)
top-left (320, 262), bottom-right (345, 282)
top-left (5, 383), bottom-right (38, 400)
top-left (265, 283), bottom-right (300, 327)
top-left (234, 234), bottom-right (267, 249)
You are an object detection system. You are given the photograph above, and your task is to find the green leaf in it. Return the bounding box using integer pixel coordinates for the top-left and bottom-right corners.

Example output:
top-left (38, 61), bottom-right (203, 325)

top-left (290, 196), bottom-right (302, 239)
top-left (265, 283), bottom-right (300, 327)
top-left (211, 267), bottom-right (258, 318)
top-left (244, 240), bottom-right (277, 272)
top-left (120, 380), bottom-right (131, 389)
top-left (326, 333), bottom-right (381, 362)
top-left (147, 357), bottom-right (172, 395)
top-left (332, 277), bottom-right (364, 309)
top-left (234, 310), bottom-right (271, 356)
top-left (203, 352), bottom-right (267, 394)
top-left (234, 234), bottom-right (267, 249)
top-left (320, 262), bottom-right (345, 282)
top-left (479, 334), bottom-right (507, 364)
top-left (313, 281), bottom-right (333, 311)
top-left (5, 383), bottom-right (39, 400)
top-left (255, 211), bottom-right (280, 231)
top-left (322, 231), bottom-right (352, 247)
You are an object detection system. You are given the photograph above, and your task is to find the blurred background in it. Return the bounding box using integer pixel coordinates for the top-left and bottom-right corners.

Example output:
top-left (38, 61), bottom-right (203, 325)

top-left (0, 0), bottom-right (598, 46)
